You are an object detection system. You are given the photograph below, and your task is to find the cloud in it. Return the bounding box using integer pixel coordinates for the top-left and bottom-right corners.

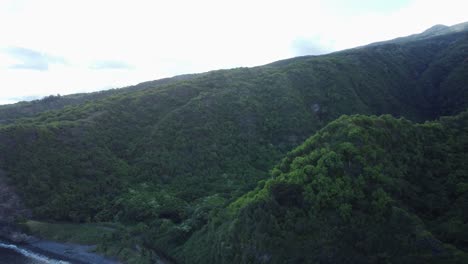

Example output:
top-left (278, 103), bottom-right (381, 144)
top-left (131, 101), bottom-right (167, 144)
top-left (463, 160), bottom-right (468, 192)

top-left (3, 46), bottom-right (66, 71)
top-left (291, 38), bottom-right (331, 56)
top-left (8, 95), bottom-right (42, 102)
top-left (90, 60), bottom-right (133, 70)
top-left (0, 95), bottom-right (42, 105)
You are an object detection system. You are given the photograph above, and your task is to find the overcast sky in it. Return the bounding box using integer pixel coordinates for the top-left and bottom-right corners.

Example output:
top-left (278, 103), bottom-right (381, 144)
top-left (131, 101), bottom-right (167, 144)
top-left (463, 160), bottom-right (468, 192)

top-left (1, 0), bottom-right (467, 105)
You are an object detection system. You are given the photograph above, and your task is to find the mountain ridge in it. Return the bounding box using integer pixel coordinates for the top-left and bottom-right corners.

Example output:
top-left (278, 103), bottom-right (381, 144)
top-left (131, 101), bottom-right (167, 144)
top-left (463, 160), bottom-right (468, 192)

top-left (0, 23), bottom-right (467, 263)
top-left (2, 22), bottom-right (467, 123)
top-left (364, 21), bottom-right (468, 47)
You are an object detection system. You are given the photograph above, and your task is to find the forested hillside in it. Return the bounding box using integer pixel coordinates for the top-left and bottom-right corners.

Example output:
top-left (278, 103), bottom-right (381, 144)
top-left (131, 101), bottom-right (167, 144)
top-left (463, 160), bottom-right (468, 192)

top-left (0, 74), bottom-right (195, 125)
top-left (180, 111), bottom-right (468, 263)
top-left (0, 23), bottom-right (467, 263)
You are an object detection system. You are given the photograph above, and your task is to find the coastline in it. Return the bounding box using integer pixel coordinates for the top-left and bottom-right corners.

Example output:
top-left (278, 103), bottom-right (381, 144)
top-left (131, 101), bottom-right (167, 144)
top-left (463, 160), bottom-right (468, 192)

top-left (24, 239), bottom-right (121, 264)
top-left (0, 223), bottom-right (120, 264)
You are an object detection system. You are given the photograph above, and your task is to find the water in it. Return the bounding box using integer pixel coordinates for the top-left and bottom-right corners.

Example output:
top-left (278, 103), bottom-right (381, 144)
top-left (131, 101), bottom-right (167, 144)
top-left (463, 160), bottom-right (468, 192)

top-left (0, 242), bottom-right (69, 264)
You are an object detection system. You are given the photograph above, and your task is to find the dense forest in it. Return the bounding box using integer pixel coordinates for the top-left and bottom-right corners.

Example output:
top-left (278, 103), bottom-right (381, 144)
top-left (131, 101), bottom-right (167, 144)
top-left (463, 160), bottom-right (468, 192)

top-left (0, 22), bottom-right (467, 263)
top-left (181, 112), bottom-right (468, 263)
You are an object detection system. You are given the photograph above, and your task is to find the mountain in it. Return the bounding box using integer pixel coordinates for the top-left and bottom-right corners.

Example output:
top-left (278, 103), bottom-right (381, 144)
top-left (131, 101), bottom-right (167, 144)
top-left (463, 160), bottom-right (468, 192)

top-left (366, 21), bottom-right (468, 46)
top-left (181, 111), bottom-right (468, 263)
top-left (0, 23), bottom-right (467, 263)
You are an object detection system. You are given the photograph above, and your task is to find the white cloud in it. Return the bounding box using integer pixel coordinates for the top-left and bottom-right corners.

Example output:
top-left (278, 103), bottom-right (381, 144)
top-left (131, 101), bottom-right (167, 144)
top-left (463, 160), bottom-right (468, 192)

top-left (0, 0), bottom-right (467, 105)
top-left (2, 46), bottom-right (66, 71)
top-left (299, 0), bottom-right (468, 51)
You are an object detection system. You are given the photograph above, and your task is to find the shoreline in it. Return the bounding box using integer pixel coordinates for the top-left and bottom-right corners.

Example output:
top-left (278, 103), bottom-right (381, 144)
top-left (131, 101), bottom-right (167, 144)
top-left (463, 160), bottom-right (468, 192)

top-left (0, 238), bottom-right (121, 264)
top-left (0, 223), bottom-right (120, 264)
top-left (23, 239), bottom-right (121, 264)
top-left (1, 222), bottom-right (174, 264)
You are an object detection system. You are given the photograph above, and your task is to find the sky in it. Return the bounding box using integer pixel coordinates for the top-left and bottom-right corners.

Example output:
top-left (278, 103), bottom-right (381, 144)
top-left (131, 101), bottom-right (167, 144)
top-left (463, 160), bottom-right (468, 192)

top-left (0, 0), bottom-right (467, 105)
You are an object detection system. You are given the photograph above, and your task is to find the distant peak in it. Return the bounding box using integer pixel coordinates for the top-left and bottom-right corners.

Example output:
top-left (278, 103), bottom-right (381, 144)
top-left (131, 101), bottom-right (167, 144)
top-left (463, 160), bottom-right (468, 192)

top-left (416, 22), bottom-right (468, 38)
top-left (449, 21), bottom-right (468, 32)
top-left (422, 24), bottom-right (449, 35)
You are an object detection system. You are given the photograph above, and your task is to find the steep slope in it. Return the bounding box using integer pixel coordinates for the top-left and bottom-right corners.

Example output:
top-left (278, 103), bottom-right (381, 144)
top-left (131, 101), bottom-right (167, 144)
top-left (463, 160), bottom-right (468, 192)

top-left (0, 74), bottom-right (195, 125)
top-left (181, 111), bottom-right (468, 263)
top-left (0, 24), bottom-right (467, 262)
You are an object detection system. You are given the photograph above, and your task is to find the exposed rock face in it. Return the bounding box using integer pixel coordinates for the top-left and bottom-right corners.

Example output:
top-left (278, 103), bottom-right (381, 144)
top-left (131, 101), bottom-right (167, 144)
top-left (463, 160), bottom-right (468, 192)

top-left (0, 227), bottom-right (35, 243)
top-left (0, 169), bottom-right (31, 223)
top-left (0, 169), bottom-right (32, 242)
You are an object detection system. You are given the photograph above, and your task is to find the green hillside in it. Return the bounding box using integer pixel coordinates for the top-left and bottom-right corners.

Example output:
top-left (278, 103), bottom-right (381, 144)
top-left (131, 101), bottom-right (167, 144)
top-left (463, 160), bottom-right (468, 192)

top-left (0, 74), bottom-right (195, 125)
top-left (181, 111), bottom-right (468, 263)
top-left (0, 23), bottom-right (467, 263)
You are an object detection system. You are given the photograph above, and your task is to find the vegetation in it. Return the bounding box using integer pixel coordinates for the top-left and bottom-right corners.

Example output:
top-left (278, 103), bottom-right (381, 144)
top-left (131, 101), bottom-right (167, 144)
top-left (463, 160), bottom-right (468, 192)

top-left (0, 74), bottom-right (195, 125)
top-left (181, 112), bottom-right (468, 263)
top-left (21, 220), bottom-right (118, 244)
top-left (0, 24), bottom-right (467, 263)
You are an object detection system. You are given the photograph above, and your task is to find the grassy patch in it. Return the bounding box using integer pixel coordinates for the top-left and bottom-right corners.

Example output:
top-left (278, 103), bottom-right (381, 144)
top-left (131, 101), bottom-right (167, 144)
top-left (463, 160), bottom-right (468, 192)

top-left (22, 220), bottom-right (120, 244)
